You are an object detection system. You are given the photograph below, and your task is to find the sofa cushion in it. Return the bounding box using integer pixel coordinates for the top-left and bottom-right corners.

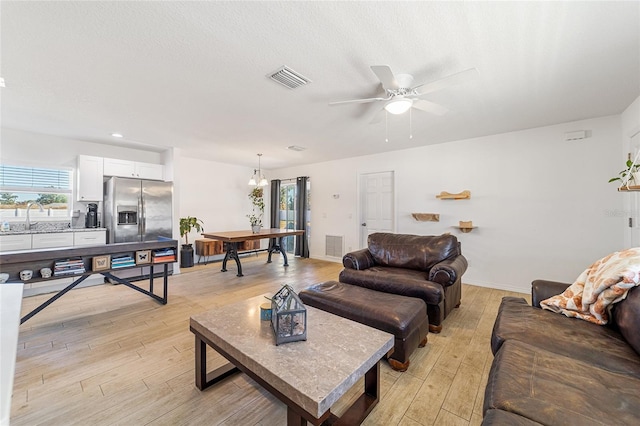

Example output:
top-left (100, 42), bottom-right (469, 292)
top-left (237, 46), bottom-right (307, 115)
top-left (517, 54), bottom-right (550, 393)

top-left (339, 267), bottom-right (444, 305)
top-left (612, 286), bottom-right (640, 356)
top-left (482, 409), bottom-right (543, 426)
top-left (484, 340), bottom-right (640, 425)
top-left (367, 233), bottom-right (458, 271)
top-left (491, 297), bottom-right (640, 378)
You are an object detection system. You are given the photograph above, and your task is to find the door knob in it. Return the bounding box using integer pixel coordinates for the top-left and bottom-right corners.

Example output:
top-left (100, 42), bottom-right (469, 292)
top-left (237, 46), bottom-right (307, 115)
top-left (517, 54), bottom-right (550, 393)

top-left (361, 223), bottom-right (367, 226)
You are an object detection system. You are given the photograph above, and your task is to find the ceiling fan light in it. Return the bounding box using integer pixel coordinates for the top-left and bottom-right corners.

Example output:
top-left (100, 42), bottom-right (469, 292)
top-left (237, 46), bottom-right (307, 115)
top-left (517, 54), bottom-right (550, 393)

top-left (384, 98), bottom-right (413, 115)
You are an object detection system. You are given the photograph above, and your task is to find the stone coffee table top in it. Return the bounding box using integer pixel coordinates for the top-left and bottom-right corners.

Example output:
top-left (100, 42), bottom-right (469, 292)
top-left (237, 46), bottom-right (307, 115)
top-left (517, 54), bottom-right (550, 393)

top-left (190, 293), bottom-right (394, 418)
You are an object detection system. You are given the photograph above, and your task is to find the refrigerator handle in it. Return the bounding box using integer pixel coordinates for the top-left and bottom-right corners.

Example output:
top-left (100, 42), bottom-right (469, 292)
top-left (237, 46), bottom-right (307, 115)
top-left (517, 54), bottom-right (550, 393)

top-left (139, 196), bottom-right (145, 240)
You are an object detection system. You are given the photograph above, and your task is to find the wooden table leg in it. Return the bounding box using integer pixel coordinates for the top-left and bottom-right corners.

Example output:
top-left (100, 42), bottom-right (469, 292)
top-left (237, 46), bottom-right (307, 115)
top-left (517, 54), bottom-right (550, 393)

top-left (194, 333), bottom-right (239, 391)
top-left (333, 361), bottom-right (380, 425)
top-left (287, 407), bottom-right (307, 426)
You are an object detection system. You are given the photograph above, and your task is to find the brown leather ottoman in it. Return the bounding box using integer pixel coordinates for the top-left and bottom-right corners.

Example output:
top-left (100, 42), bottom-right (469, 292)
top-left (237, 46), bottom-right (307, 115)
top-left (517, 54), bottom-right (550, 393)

top-left (299, 281), bottom-right (429, 371)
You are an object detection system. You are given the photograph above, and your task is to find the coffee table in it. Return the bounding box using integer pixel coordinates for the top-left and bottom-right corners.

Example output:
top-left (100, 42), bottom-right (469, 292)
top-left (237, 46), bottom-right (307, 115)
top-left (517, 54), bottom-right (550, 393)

top-left (190, 294), bottom-right (394, 425)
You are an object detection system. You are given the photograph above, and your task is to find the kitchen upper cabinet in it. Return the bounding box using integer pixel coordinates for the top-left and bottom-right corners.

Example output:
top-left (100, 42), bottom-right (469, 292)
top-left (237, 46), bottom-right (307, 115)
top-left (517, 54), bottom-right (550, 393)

top-left (134, 162), bottom-right (164, 180)
top-left (76, 155), bottom-right (104, 201)
top-left (0, 234), bottom-right (32, 253)
top-left (103, 158), bottom-right (164, 181)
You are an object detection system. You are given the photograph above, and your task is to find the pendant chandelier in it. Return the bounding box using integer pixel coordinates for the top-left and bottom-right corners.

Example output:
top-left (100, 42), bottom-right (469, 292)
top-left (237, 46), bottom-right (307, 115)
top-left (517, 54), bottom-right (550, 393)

top-left (248, 153), bottom-right (268, 187)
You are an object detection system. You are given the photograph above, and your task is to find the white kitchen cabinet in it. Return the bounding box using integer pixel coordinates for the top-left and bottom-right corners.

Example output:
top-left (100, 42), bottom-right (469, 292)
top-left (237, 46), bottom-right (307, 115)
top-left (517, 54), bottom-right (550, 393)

top-left (32, 233), bottom-right (74, 249)
top-left (73, 230), bottom-right (106, 246)
top-left (76, 155), bottom-right (104, 201)
top-left (103, 158), bottom-right (164, 180)
top-left (0, 234), bottom-right (32, 253)
top-left (134, 162), bottom-right (164, 180)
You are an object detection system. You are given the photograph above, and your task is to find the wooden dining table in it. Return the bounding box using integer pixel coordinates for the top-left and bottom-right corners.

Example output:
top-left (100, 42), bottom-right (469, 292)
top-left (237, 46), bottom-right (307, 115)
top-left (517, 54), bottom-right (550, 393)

top-left (201, 228), bottom-right (304, 277)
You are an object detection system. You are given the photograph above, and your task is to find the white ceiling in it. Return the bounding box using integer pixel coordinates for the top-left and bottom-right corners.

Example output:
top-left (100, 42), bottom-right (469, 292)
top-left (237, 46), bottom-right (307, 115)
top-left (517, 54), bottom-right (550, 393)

top-left (1, 1), bottom-right (639, 169)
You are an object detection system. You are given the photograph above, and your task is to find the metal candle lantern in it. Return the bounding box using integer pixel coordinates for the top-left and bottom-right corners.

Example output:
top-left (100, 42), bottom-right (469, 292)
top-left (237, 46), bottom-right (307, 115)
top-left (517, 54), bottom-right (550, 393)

top-left (270, 285), bottom-right (307, 345)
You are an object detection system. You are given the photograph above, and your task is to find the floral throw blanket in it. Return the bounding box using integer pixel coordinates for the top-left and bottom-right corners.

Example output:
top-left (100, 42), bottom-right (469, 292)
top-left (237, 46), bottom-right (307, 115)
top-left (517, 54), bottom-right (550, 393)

top-left (540, 248), bottom-right (640, 324)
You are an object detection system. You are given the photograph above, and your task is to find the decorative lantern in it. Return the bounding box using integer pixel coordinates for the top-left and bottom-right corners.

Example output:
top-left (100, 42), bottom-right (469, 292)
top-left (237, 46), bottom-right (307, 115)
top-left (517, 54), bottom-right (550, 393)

top-left (270, 285), bottom-right (307, 345)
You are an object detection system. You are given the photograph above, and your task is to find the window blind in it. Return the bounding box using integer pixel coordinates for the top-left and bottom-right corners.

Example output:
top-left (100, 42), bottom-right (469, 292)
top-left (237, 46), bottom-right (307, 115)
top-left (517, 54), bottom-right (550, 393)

top-left (0, 165), bottom-right (72, 193)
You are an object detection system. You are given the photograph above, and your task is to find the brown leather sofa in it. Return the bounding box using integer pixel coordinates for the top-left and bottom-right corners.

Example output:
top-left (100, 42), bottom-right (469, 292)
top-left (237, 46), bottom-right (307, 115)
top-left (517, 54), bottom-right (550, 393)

top-left (482, 279), bottom-right (640, 425)
top-left (339, 232), bottom-right (468, 333)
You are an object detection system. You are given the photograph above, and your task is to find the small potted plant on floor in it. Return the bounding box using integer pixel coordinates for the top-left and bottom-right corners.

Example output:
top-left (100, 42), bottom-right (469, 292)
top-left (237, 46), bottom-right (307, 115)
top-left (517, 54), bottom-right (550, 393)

top-left (247, 187), bottom-right (265, 233)
top-left (179, 216), bottom-right (204, 268)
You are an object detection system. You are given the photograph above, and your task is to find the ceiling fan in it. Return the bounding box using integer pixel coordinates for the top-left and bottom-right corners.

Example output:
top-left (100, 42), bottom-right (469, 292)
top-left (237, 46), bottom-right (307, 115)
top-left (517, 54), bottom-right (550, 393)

top-left (329, 65), bottom-right (477, 118)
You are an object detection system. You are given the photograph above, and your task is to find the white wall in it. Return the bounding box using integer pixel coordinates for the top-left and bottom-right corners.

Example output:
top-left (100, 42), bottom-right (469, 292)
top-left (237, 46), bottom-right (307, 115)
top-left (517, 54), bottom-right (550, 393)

top-left (621, 95), bottom-right (640, 248)
top-left (175, 156), bottom-right (266, 248)
top-left (271, 115), bottom-right (624, 293)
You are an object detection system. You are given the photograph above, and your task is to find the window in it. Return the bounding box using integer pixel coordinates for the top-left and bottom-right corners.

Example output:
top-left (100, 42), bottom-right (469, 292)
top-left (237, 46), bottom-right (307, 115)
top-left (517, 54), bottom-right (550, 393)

top-left (278, 180), bottom-right (311, 254)
top-left (279, 183), bottom-right (296, 253)
top-left (0, 164), bottom-right (73, 220)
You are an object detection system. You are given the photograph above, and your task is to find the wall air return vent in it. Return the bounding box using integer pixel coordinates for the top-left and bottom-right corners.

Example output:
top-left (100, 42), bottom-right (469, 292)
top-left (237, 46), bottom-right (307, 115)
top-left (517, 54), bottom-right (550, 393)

top-left (325, 235), bottom-right (344, 258)
top-left (268, 66), bottom-right (311, 89)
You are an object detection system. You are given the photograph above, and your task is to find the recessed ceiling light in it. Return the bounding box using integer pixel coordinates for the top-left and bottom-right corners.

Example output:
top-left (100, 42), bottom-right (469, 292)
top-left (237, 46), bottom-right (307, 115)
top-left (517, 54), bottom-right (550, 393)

top-left (287, 145), bottom-right (306, 152)
top-left (111, 133), bottom-right (124, 138)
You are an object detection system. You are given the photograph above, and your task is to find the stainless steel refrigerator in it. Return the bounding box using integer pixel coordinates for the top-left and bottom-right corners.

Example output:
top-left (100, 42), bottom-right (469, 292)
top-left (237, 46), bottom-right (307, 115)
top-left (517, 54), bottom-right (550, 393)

top-left (103, 177), bottom-right (173, 281)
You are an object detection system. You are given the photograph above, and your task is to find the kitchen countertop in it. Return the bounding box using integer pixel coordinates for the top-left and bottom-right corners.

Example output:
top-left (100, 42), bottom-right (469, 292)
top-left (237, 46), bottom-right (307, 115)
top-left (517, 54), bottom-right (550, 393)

top-left (0, 228), bottom-right (107, 236)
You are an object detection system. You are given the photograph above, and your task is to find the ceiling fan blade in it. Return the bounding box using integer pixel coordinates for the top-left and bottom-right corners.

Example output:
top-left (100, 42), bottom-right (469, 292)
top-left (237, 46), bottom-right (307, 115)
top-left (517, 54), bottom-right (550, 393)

top-left (370, 65), bottom-right (399, 90)
top-left (413, 68), bottom-right (478, 95)
top-left (329, 96), bottom-right (389, 106)
top-left (412, 99), bottom-right (449, 116)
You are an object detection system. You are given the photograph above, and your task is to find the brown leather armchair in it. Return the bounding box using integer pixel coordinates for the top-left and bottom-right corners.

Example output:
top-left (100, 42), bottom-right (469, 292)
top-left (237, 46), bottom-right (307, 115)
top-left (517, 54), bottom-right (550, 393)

top-left (339, 232), bottom-right (468, 332)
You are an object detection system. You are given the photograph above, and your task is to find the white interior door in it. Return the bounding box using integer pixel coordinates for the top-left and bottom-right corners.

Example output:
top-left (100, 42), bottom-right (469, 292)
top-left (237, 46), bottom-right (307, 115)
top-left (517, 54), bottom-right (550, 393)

top-left (359, 171), bottom-right (394, 248)
top-left (629, 132), bottom-right (640, 247)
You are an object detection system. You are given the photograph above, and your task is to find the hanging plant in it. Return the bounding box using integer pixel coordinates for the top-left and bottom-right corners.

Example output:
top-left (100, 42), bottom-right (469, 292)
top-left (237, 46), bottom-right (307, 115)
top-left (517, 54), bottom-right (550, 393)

top-left (247, 187), bottom-right (265, 226)
top-left (609, 157), bottom-right (640, 188)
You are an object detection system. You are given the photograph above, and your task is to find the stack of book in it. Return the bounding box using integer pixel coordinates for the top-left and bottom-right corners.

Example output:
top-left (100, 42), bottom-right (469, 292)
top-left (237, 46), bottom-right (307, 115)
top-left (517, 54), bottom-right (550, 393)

top-left (111, 255), bottom-right (135, 269)
top-left (54, 257), bottom-right (86, 276)
top-left (153, 248), bottom-right (176, 263)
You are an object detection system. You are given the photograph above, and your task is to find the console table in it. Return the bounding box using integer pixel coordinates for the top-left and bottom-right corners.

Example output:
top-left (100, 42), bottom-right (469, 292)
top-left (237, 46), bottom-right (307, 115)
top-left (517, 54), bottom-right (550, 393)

top-left (0, 239), bottom-right (178, 324)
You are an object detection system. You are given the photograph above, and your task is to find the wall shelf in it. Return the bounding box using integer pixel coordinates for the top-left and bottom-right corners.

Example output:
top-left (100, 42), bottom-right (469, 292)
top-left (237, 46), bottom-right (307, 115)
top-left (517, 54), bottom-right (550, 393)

top-left (453, 226), bottom-right (477, 233)
top-left (411, 213), bottom-right (440, 222)
top-left (618, 186), bottom-right (640, 191)
top-left (454, 221), bottom-right (476, 233)
top-left (436, 190), bottom-right (471, 200)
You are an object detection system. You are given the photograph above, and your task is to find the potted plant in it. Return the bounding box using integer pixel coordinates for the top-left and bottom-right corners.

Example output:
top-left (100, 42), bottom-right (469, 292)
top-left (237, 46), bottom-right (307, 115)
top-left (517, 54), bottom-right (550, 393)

top-left (247, 187), bottom-right (265, 233)
top-left (179, 216), bottom-right (204, 268)
top-left (609, 156), bottom-right (640, 188)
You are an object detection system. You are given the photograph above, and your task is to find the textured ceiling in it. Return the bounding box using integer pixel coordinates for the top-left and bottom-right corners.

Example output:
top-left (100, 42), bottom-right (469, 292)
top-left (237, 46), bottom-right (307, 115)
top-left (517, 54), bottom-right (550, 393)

top-left (1, 1), bottom-right (639, 169)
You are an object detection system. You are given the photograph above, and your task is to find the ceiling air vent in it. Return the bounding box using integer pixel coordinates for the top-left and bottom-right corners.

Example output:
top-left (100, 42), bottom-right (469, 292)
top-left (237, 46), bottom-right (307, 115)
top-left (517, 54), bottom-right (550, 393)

top-left (287, 145), bottom-right (306, 152)
top-left (268, 66), bottom-right (311, 89)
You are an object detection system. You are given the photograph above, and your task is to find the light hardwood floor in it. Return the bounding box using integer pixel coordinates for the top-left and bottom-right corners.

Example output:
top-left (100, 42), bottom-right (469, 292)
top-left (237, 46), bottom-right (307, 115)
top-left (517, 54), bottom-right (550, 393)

top-left (10, 254), bottom-right (528, 425)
